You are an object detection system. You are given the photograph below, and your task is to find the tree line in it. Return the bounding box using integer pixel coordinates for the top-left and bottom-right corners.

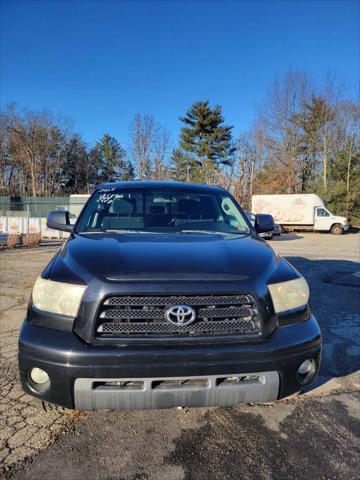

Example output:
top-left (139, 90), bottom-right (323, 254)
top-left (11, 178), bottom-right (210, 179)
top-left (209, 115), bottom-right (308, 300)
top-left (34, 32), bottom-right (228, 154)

top-left (0, 70), bottom-right (359, 219)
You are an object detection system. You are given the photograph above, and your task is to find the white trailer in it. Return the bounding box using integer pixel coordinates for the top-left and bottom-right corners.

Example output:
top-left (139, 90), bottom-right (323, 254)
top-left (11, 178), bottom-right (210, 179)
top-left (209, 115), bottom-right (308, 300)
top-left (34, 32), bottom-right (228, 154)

top-left (251, 194), bottom-right (349, 235)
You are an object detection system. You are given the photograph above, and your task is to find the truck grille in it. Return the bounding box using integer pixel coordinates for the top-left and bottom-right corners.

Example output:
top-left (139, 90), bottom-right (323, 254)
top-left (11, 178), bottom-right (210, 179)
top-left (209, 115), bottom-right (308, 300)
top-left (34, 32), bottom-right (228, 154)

top-left (95, 294), bottom-right (261, 338)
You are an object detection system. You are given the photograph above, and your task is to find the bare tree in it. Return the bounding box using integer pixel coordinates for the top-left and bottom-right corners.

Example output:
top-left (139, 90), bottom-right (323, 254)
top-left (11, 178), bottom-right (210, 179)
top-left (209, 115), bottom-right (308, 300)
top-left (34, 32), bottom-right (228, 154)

top-left (334, 101), bottom-right (360, 210)
top-left (0, 105), bottom-right (72, 196)
top-left (153, 126), bottom-right (171, 180)
top-left (128, 114), bottom-right (156, 179)
top-left (234, 134), bottom-right (254, 207)
top-left (128, 113), bottom-right (171, 180)
top-left (257, 70), bottom-right (311, 193)
top-left (0, 127), bottom-right (15, 195)
top-left (318, 75), bottom-right (340, 192)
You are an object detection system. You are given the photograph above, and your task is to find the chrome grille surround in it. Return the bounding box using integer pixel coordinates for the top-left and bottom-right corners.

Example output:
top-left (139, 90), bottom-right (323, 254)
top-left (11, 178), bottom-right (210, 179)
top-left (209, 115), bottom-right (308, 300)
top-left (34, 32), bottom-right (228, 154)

top-left (96, 294), bottom-right (261, 338)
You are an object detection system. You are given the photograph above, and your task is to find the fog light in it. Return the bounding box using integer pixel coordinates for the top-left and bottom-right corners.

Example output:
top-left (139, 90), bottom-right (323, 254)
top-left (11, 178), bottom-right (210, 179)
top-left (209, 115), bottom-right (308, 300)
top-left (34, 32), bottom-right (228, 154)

top-left (297, 359), bottom-right (316, 385)
top-left (30, 367), bottom-right (49, 385)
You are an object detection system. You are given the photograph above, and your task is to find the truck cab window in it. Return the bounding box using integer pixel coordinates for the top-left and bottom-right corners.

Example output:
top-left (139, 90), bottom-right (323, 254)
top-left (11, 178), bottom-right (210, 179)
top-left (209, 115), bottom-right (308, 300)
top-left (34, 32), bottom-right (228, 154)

top-left (317, 208), bottom-right (329, 217)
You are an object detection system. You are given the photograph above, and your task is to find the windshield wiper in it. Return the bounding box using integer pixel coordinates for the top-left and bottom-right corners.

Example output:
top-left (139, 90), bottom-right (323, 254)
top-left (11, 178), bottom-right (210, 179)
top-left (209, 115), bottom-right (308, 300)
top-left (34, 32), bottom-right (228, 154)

top-left (178, 229), bottom-right (248, 235)
top-left (78, 229), bottom-right (156, 234)
top-left (178, 230), bottom-right (222, 235)
top-left (104, 229), bottom-right (162, 234)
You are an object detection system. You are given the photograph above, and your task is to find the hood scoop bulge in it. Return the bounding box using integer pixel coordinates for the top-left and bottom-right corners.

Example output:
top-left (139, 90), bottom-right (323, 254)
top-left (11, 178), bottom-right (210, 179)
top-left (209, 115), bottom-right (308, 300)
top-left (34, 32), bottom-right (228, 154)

top-left (105, 272), bottom-right (248, 282)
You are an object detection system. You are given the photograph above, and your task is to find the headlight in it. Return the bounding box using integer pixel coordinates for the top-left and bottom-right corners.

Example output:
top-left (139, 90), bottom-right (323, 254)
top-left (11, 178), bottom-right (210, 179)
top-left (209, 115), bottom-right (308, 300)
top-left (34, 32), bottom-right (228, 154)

top-left (32, 277), bottom-right (87, 317)
top-left (268, 277), bottom-right (309, 314)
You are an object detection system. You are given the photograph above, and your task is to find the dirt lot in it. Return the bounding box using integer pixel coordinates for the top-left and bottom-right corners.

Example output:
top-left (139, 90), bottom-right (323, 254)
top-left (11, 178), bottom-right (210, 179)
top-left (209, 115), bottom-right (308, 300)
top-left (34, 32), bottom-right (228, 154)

top-left (1, 233), bottom-right (359, 479)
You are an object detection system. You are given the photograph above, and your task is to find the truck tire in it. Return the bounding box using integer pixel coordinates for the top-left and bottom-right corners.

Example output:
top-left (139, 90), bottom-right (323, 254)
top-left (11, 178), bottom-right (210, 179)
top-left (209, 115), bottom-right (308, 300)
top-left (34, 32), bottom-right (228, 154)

top-left (330, 223), bottom-right (343, 235)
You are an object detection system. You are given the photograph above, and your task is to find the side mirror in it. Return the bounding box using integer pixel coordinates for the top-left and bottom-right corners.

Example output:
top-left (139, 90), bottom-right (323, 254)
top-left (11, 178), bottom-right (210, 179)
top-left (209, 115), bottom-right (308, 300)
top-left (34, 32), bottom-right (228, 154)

top-left (255, 214), bottom-right (274, 233)
top-left (47, 210), bottom-right (73, 232)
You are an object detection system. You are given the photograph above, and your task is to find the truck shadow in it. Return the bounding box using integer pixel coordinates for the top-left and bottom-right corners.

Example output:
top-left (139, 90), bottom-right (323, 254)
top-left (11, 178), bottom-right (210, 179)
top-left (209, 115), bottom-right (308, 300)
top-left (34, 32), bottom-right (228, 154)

top-left (286, 256), bottom-right (360, 390)
top-left (270, 233), bottom-right (303, 241)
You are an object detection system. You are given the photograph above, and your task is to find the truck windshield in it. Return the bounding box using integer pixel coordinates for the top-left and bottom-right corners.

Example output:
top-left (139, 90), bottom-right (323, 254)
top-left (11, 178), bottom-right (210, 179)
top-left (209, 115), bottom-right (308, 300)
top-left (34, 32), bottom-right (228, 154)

top-left (316, 208), bottom-right (330, 217)
top-left (76, 187), bottom-right (251, 235)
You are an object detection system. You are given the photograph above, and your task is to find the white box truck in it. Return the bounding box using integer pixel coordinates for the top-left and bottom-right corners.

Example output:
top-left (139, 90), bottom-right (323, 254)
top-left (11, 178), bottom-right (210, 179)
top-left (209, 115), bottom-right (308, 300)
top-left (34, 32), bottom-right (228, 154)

top-left (251, 194), bottom-right (349, 235)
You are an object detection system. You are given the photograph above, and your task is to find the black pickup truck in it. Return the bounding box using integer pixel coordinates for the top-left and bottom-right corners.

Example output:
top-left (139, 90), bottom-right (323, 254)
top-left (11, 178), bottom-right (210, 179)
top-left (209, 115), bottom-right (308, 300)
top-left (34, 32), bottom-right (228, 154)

top-left (19, 182), bottom-right (321, 410)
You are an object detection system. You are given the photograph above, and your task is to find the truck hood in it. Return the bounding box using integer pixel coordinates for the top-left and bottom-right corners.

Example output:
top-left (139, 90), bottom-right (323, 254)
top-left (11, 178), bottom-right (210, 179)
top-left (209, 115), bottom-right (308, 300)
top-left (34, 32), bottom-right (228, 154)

top-left (43, 231), bottom-right (300, 344)
top-left (48, 232), bottom-right (288, 287)
top-left (333, 215), bottom-right (348, 224)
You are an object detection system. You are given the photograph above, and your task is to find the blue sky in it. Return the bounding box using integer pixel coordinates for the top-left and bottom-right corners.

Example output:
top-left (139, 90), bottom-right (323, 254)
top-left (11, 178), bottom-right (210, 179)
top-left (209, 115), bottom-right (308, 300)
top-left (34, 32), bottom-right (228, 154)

top-left (1, 0), bottom-right (359, 148)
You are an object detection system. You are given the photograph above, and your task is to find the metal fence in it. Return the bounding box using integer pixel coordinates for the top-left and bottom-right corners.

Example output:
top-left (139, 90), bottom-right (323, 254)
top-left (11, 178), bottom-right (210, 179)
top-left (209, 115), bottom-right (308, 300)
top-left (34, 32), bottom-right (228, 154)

top-left (0, 196), bottom-right (68, 218)
top-left (0, 196), bottom-right (90, 238)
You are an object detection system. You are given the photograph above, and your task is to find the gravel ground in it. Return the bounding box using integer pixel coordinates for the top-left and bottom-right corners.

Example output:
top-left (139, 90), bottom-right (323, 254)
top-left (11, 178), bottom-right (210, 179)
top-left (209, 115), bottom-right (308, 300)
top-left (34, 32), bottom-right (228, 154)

top-left (1, 232), bottom-right (359, 479)
top-left (0, 247), bottom-right (76, 470)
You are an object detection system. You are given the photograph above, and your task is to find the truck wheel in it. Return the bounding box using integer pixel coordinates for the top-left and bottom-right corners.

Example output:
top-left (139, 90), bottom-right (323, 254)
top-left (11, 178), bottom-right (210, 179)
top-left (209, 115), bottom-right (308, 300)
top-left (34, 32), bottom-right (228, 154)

top-left (331, 224), bottom-right (343, 235)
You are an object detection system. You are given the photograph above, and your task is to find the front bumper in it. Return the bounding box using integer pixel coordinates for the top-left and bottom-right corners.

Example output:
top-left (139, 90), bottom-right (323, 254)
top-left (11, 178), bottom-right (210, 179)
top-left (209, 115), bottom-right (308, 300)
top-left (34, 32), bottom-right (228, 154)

top-left (18, 316), bottom-right (321, 410)
top-left (74, 372), bottom-right (280, 410)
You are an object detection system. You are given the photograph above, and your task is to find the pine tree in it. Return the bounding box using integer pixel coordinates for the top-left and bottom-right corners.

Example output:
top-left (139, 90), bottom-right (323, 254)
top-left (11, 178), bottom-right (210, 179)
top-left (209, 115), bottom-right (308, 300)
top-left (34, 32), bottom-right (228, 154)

top-left (94, 134), bottom-right (131, 183)
top-left (179, 101), bottom-right (235, 183)
top-left (169, 148), bottom-right (201, 182)
top-left (63, 134), bottom-right (96, 194)
top-left (122, 161), bottom-right (135, 181)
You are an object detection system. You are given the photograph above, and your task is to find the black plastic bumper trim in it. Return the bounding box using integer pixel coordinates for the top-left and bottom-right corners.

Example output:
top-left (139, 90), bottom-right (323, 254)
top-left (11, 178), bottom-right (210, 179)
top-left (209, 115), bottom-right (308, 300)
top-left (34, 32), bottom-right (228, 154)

top-left (18, 316), bottom-right (321, 409)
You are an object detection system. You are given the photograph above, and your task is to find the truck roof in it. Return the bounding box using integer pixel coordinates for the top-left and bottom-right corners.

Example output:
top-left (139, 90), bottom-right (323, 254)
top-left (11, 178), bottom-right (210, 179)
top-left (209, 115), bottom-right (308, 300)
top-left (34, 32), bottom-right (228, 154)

top-left (97, 181), bottom-right (225, 193)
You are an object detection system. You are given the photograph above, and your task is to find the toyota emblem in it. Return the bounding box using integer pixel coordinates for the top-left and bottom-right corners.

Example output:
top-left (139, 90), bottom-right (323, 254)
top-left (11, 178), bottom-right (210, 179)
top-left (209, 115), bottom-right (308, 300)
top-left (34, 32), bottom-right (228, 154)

top-left (165, 305), bottom-right (196, 326)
